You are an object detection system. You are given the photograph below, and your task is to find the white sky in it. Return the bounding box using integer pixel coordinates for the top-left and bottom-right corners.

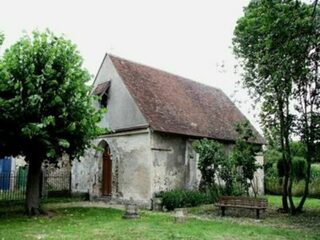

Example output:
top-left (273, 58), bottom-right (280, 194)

top-left (0, 0), bottom-right (263, 131)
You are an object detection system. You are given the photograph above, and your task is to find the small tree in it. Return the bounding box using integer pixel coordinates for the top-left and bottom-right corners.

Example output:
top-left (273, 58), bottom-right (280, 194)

top-left (193, 139), bottom-right (227, 191)
top-left (0, 31), bottom-right (103, 215)
top-left (231, 121), bottom-right (260, 196)
top-left (218, 156), bottom-right (235, 195)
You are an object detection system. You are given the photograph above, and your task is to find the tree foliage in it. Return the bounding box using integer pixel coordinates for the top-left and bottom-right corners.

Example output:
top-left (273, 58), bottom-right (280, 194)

top-left (266, 141), bottom-right (318, 181)
top-left (193, 139), bottom-right (227, 191)
top-left (0, 32), bottom-right (4, 46)
top-left (0, 30), bottom-right (104, 215)
top-left (233, 0), bottom-right (319, 213)
top-left (193, 121), bottom-right (260, 196)
top-left (231, 121), bottom-right (261, 196)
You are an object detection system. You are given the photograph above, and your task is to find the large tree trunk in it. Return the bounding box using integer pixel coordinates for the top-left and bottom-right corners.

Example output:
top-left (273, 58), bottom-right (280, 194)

top-left (25, 156), bottom-right (43, 216)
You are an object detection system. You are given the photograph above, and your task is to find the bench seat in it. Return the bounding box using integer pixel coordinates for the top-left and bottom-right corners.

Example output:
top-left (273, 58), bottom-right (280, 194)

top-left (215, 196), bottom-right (268, 219)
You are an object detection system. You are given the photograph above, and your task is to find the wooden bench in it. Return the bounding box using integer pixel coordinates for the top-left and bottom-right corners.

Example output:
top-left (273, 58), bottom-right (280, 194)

top-left (215, 196), bottom-right (268, 219)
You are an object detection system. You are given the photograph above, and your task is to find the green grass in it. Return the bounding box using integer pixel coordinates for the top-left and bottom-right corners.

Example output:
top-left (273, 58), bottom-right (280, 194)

top-left (267, 195), bottom-right (320, 209)
top-left (0, 195), bottom-right (319, 240)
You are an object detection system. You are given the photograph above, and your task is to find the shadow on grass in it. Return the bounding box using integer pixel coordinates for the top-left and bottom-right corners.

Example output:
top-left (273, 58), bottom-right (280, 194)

top-left (0, 196), bottom-right (88, 218)
top-left (187, 200), bottom-right (320, 234)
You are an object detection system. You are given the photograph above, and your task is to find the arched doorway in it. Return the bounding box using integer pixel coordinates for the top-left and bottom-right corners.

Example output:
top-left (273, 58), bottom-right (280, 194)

top-left (102, 145), bottom-right (112, 196)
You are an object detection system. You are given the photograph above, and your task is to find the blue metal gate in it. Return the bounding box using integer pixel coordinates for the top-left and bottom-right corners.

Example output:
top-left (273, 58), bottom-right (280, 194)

top-left (0, 157), bottom-right (12, 190)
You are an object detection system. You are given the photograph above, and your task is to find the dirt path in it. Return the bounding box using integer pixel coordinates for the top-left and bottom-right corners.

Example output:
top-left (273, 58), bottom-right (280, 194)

top-left (43, 201), bottom-right (126, 210)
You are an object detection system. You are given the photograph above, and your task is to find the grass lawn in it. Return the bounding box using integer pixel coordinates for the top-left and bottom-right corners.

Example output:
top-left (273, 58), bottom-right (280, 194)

top-left (0, 195), bottom-right (319, 240)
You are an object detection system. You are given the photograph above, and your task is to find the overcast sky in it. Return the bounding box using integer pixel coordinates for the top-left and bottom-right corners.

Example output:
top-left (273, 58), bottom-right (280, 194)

top-left (0, 0), bottom-right (263, 131)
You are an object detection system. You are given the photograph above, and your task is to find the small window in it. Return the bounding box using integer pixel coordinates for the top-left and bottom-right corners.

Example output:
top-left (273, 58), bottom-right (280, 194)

top-left (100, 92), bottom-right (108, 108)
top-left (92, 81), bottom-right (111, 108)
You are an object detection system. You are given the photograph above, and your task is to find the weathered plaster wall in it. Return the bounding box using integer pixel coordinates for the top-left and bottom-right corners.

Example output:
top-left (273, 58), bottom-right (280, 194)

top-left (250, 153), bottom-right (265, 196)
top-left (71, 138), bottom-right (102, 195)
top-left (72, 129), bottom-right (265, 206)
top-left (185, 140), bottom-right (201, 189)
top-left (93, 55), bottom-right (148, 131)
top-left (71, 130), bottom-right (153, 205)
top-left (151, 132), bottom-right (200, 193)
top-left (105, 130), bottom-right (153, 203)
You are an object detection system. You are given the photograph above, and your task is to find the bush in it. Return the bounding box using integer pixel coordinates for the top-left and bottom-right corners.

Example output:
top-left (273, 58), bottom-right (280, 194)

top-left (185, 190), bottom-right (207, 207)
top-left (265, 164), bottom-right (320, 198)
top-left (161, 189), bottom-right (214, 211)
top-left (205, 186), bottom-right (221, 203)
top-left (311, 164), bottom-right (320, 180)
top-left (292, 157), bottom-right (307, 181)
top-left (162, 190), bottom-right (185, 211)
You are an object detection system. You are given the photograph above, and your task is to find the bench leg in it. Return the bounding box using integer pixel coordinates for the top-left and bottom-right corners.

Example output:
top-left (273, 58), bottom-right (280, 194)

top-left (221, 207), bottom-right (225, 217)
top-left (256, 209), bottom-right (260, 219)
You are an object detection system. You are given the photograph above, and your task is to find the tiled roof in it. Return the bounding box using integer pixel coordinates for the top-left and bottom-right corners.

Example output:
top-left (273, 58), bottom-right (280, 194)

top-left (109, 54), bottom-right (265, 144)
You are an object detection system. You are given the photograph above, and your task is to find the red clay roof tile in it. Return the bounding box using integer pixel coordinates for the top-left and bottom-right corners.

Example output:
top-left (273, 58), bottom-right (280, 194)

top-left (109, 54), bottom-right (264, 144)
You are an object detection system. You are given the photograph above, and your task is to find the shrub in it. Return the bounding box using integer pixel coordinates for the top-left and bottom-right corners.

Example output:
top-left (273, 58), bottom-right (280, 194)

top-left (265, 164), bottom-right (320, 198)
top-left (205, 185), bottom-right (221, 203)
top-left (162, 190), bottom-right (185, 210)
top-left (311, 164), bottom-right (320, 180)
top-left (292, 157), bottom-right (307, 181)
top-left (184, 190), bottom-right (207, 207)
top-left (161, 189), bottom-right (213, 211)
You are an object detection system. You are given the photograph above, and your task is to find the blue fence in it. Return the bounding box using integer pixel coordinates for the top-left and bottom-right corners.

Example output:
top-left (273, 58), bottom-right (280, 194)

top-left (0, 157), bottom-right (12, 190)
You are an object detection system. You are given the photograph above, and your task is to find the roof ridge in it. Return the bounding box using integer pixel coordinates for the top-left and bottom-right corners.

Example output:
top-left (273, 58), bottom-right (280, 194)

top-left (107, 53), bottom-right (224, 93)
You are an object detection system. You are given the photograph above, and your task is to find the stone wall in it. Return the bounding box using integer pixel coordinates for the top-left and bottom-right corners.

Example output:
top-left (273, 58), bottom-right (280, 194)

top-left (71, 139), bottom-right (102, 195)
top-left (105, 130), bottom-right (153, 203)
top-left (150, 132), bottom-right (202, 194)
top-left (71, 130), bottom-right (265, 207)
top-left (71, 130), bottom-right (153, 205)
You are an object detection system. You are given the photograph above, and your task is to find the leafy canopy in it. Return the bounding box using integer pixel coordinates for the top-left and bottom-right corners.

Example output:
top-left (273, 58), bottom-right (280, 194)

top-left (232, 121), bottom-right (260, 181)
top-left (231, 121), bottom-right (261, 195)
top-left (233, 0), bottom-right (314, 141)
top-left (0, 30), bottom-right (104, 162)
top-left (0, 32), bottom-right (4, 46)
top-left (193, 139), bottom-right (227, 190)
top-left (193, 121), bottom-right (260, 196)
top-left (233, 0), bottom-right (319, 211)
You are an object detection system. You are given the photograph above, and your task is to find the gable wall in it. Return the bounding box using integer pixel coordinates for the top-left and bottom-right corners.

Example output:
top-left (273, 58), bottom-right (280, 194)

top-left (93, 55), bottom-right (148, 131)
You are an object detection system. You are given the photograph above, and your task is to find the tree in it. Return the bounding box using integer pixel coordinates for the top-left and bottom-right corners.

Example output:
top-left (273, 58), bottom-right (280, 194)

top-left (231, 121), bottom-right (261, 196)
top-left (292, 3), bottom-right (320, 212)
top-left (313, 0), bottom-right (319, 16)
top-left (0, 31), bottom-right (103, 215)
top-left (233, 0), bottom-right (315, 213)
top-left (193, 139), bottom-right (227, 191)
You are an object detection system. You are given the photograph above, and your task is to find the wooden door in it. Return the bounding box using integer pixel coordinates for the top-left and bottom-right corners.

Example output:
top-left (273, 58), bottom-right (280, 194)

top-left (102, 148), bottom-right (112, 196)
